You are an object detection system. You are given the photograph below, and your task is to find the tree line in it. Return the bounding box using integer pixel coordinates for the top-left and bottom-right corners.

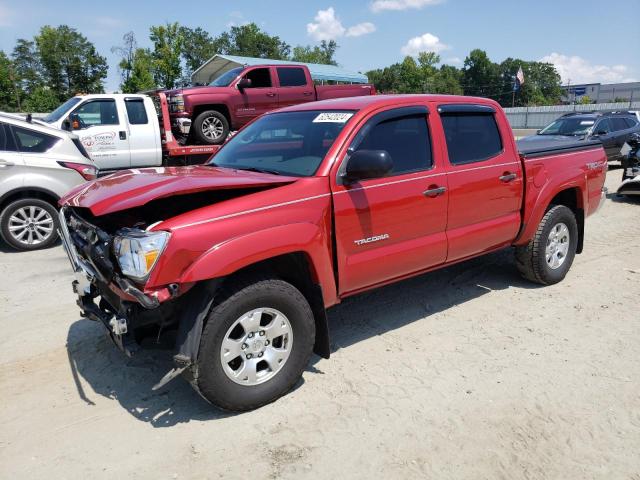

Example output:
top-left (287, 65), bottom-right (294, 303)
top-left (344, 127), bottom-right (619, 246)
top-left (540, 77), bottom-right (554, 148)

top-left (0, 22), bottom-right (562, 113)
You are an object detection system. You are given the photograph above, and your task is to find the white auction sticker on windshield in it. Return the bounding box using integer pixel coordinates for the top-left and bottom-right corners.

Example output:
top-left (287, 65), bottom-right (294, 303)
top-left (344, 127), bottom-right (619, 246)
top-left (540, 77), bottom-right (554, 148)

top-left (313, 112), bottom-right (354, 123)
top-left (580, 121), bottom-right (595, 125)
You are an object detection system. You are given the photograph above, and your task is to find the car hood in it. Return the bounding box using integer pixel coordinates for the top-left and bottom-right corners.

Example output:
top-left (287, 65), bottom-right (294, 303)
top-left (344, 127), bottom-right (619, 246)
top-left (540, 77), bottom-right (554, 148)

top-left (60, 165), bottom-right (297, 216)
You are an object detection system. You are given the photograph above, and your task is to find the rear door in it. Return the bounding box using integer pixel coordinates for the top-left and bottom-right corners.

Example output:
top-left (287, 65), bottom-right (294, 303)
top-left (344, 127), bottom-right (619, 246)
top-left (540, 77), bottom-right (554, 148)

top-left (276, 66), bottom-right (314, 108)
top-left (332, 105), bottom-right (449, 294)
top-left (235, 67), bottom-right (279, 126)
top-left (438, 104), bottom-right (523, 262)
top-left (0, 123), bottom-right (26, 197)
top-left (124, 97), bottom-right (161, 167)
top-left (610, 116), bottom-right (635, 160)
top-left (70, 98), bottom-right (131, 170)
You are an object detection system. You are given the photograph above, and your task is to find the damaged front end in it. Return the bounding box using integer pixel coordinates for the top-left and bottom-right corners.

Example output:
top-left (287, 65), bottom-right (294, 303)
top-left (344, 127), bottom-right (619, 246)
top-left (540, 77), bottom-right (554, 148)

top-left (58, 207), bottom-right (216, 389)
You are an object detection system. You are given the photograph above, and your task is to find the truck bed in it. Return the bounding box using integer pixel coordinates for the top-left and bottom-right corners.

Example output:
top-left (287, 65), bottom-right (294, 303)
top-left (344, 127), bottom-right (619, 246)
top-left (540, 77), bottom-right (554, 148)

top-left (315, 84), bottom-right (376, 101)
top-left (517, 138), bottom-right (602, 158)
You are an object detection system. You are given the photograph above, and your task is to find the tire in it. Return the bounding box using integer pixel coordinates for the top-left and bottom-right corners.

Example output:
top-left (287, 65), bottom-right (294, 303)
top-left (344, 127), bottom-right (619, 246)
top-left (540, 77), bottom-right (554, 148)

top-left (0, 198), bottom-right (59, 251)
top-left (192, 110), bottom-right (230, 145)
top-left (515, 205), bottom-right (578, 285)
top-left (195, 277), bottom-right (315, 411)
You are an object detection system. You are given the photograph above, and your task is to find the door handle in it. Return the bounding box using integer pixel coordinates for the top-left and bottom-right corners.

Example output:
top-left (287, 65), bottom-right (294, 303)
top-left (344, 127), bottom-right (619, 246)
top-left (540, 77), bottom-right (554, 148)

top-left (0, 159), bottom-right (14, 167)
top-left (423, 186), bottom-right (446, 197)
top-left (303, 91), bottom-right (313, 96)
top-left (266, 92), bottom-right (276, 98)
top-left (499, 172), bottom-right (517, 182)
top-left (119, 131), bottom-right (127, 140)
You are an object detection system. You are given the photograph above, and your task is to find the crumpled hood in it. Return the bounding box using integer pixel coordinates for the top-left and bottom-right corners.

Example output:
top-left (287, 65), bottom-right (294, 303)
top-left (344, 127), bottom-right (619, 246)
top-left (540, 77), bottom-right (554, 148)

top-left (60, 165), bottom-right (297, 216)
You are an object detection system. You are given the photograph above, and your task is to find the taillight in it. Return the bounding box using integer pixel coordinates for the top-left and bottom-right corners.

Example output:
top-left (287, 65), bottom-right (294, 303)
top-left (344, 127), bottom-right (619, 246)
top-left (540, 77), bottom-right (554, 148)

top-left (58, 161), bottom-right (97, 181)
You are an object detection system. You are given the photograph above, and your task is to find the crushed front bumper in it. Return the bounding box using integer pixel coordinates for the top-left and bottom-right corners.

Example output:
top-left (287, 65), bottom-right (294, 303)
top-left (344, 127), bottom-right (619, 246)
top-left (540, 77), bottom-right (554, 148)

top-left (58, 208), bottom-right (161, 355)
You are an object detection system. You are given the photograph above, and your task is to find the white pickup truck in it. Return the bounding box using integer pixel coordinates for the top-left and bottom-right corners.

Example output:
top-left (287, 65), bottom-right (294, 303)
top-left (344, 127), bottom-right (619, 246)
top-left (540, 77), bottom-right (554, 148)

top-left (40, 93), bottom-right (219, 171)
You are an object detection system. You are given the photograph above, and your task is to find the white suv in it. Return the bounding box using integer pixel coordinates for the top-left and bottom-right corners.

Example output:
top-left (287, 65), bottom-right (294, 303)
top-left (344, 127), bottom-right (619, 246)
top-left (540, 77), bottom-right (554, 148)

top-left (0, 113), bottom-right (97, 251)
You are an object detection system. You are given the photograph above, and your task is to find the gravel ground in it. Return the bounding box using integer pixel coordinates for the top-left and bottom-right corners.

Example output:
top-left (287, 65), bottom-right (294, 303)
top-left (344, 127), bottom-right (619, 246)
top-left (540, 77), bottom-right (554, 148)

top-left (0, 169), bottom-right (639, 480)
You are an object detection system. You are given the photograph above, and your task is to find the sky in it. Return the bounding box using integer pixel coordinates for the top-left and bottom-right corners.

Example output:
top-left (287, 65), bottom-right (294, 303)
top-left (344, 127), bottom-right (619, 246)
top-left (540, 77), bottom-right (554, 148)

top-left (1, 0), bottom-right (639, 92)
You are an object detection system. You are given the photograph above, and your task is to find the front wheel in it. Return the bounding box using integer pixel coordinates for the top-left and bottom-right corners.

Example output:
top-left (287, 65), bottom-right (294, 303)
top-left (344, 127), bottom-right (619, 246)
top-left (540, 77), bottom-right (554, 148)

top-left (515, 205), bottom-right (578, 285)
top-left (195, 278), bottom-right (316, 411)
top-left (192, 110), bottom-right (230, 145)
top-left (0, 198), bottom-right (59, 251)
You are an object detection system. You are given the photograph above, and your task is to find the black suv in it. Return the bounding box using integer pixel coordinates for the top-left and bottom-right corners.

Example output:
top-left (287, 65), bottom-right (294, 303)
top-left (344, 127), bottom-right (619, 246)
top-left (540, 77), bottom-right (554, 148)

top-left (520, 111), bottom-right (640, 162)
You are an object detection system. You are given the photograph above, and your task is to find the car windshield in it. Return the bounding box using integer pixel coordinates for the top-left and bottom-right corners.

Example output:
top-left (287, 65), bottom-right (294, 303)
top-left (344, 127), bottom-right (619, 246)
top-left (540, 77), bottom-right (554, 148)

top-left (43, 97), bottom-right (82, 123)
top-left (208, 110), bottom-right (356, 177)
top-left (539, 117), bottom-right (595, 136)
top-left (209, 67), bottom-right (243, 87)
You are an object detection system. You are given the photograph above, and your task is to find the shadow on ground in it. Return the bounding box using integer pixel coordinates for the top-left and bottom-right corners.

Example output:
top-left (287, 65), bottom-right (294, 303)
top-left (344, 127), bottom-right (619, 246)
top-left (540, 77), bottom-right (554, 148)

top-left (66, 248), bottom-right (538, 426)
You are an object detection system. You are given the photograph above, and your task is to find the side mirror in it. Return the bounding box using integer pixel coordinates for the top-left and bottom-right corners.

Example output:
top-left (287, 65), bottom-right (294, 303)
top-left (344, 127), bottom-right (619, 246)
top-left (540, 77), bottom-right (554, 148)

top-left (237, 78), bottom-right (252, 90)
top-left (68, 113), bottom-right (82, 130)
top-left (342, 150), bottom-right (393, 184)
top-left (62, 119), bottom-right (71, 131)
top-left (536, 129), bottom-right (541, 134)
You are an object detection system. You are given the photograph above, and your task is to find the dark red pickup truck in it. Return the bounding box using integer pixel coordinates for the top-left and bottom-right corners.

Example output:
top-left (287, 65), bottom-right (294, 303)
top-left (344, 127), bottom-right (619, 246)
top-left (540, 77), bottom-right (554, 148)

top-left (59, 95), bottom-right (607, 411)
top-left (165, 63), bottom-right (375, 145)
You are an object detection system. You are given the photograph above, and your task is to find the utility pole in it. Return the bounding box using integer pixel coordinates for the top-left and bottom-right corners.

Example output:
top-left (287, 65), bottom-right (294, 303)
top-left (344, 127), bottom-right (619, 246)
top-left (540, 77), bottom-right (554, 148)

top-left (511, 75), bottom-right (516, 108)
top-left (8, 65), bottom-right (21, 112)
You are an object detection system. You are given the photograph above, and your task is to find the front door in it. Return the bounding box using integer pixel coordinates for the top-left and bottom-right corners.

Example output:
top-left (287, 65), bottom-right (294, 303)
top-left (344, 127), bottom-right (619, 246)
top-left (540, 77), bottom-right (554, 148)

top-left (71, 98), bottom-right (131, 170)
top-left (332, 106), bottom-right (448, 294)
top-left (235, 67), bottom-right (279, 127)
top-left (438, 104), bottom-right (523, 262)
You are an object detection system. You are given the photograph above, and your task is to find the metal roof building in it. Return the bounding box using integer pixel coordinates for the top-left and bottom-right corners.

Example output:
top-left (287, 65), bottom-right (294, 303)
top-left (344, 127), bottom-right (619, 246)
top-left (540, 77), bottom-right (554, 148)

top-left (191, 54), bottom-right (369, 85)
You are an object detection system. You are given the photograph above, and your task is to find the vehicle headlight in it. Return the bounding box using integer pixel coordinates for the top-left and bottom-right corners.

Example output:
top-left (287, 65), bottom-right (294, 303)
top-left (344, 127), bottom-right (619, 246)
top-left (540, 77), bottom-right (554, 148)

top-left (113, 230), bottom-right (170, 282)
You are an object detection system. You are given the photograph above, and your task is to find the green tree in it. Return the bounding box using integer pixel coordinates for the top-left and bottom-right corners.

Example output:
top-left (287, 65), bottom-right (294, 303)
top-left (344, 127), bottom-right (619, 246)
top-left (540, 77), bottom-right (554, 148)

top-left (433, 64), bottom-right (463, 95)
top-left (0, 51), bottom-right (21, 111)
top-left (35, 25), bottom-right (108, 100)
top-left (150, 22), bottom-right (184, 89)
top-left (461, 49), bottom-right (501, 98)
top-left (180, 26), bottom-right (217, 75)
top-left (497, 58), bottom-right (561, 107)
top-left (291, 40), bottom-right (338, 65)
top-left (112, 31), bottom-right (137, 87)
top-left (11, 39), bottom-right (42, 101)
top-left (213, 23), bottom-right (290, 59)
top-left (22, 86), bottom-right (60, 112)
top-left (121, 48), bottom-right (156, 93)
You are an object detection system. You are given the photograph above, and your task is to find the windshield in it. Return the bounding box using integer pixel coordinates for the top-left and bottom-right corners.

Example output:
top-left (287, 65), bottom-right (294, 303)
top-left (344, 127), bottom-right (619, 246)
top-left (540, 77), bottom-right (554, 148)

top-left (209, 67), bottom-right (243, 87)
top-left (209, 110), bottom-right (356, 177)
top-left (539, 117), bottom-right (595, 136)
top-left (43, 97), bottom-right (82, 123)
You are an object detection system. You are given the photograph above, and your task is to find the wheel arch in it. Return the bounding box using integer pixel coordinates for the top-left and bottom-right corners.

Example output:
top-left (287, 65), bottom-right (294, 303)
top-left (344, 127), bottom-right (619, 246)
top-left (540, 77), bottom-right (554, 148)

top-left (0, 187), bottom-right (61, 212)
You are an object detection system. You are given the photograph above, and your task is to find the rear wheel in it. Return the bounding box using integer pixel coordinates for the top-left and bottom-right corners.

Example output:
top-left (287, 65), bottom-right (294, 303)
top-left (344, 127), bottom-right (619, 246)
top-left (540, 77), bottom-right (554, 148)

top-left (195, 277), bottom-right (315, 411)
top-left (192, 110), bottom-right (229, 145)
top-left (0, 198), bottom-right (59, 251)
top-left (515, 205), bottom-right (578, 285)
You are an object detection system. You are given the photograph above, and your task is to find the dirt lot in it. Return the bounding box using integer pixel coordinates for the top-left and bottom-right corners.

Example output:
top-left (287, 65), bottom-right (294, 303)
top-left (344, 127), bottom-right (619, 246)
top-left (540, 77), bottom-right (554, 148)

top-left (0, 169), bottom-right (639, 480)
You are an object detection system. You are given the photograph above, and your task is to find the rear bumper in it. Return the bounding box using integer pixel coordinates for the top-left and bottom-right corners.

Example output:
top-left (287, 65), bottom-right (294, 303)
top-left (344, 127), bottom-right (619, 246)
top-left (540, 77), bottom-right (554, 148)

top-left (596, 187), bottom-right (608, 213)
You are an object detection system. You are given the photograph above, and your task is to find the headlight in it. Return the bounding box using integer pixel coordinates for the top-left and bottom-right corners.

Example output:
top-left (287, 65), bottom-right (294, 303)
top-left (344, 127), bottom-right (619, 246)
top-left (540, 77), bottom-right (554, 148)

top-left (113, 230), bottom-right (170, 282)
top-left (169, 94), bottom-right (185, 113)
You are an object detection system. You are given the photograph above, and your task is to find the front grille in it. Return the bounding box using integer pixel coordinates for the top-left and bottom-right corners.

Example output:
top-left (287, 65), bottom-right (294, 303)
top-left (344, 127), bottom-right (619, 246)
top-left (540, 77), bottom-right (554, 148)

top-left (66, 209), bottom-right (116, 282)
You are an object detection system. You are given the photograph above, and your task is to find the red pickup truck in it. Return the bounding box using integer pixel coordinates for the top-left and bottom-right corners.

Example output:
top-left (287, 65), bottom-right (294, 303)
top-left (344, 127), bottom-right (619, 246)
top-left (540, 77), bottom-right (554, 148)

top-left (59, 95), bottom-right (607, 411)
top-left (165, 63), bottom-right (375, 145)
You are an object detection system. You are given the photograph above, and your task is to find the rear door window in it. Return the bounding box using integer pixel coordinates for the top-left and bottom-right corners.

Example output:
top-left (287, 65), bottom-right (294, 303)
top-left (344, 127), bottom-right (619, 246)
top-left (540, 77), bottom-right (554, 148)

top-left (441, 113), bottom-right (503, 164)
top-left (125, 99), bottom-right (148, 125)
top-left (611, 117), bottom-right (630, 131)
top-left (624, 117), bottom-right (638, 128)
top-left (11, 126), bottom-right (60, 153)
top-left (277, 67), bottom-right (307, 87)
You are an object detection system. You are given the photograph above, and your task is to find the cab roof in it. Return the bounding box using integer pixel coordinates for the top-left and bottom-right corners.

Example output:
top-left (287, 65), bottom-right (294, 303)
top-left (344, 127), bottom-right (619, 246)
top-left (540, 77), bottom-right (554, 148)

top-left (274, 94), bottom-right (500, 115)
